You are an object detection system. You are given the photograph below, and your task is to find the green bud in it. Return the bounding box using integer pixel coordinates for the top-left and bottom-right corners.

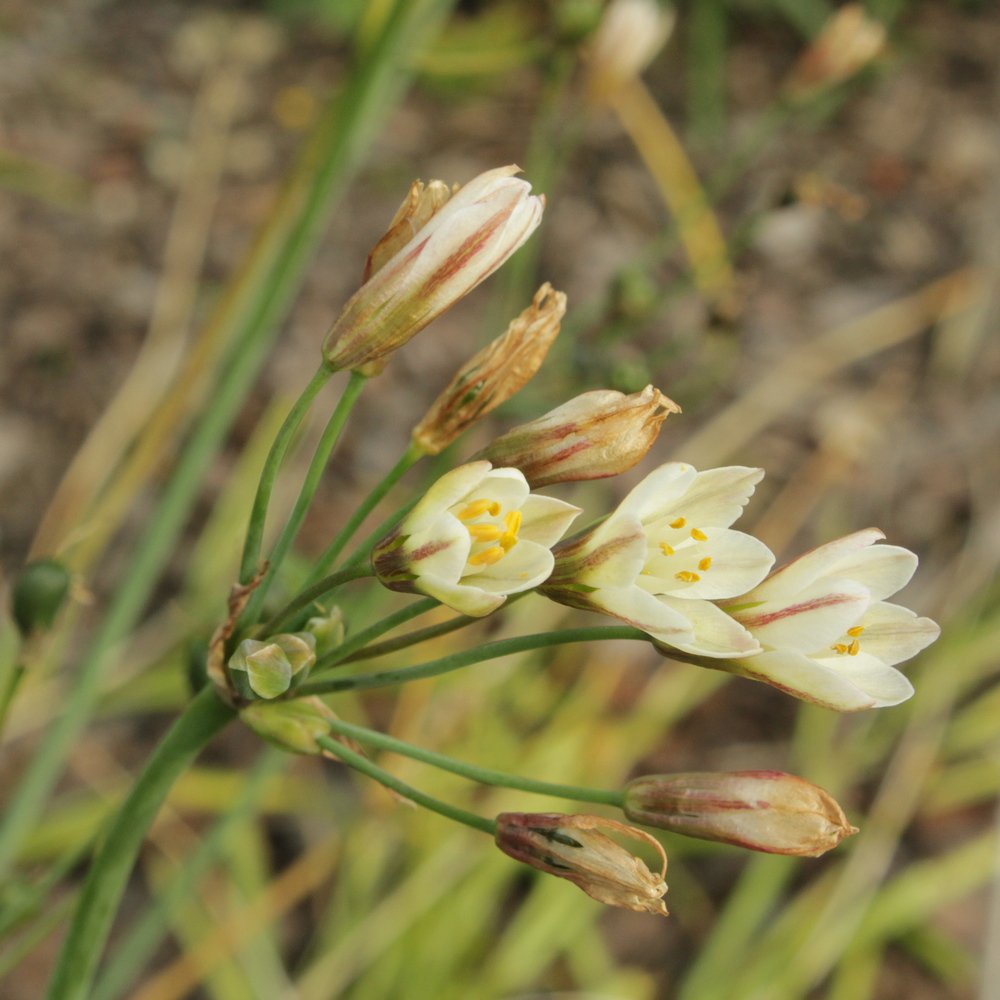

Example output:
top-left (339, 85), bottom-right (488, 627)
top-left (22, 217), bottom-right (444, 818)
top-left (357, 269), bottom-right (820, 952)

top-left (304, 607), bottom-right (345, 657)
top-left (228, 639), bottom-right (292, 700)
top-left (11, 558), bottom-right (72, 637)
top-left (240, 697), bottom-right (334, 755)
top-left (271, 632), bottom-right (317, 679)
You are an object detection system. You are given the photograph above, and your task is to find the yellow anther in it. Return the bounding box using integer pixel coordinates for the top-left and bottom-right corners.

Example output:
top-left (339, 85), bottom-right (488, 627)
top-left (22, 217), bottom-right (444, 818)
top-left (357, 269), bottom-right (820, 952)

top-left (660, 543), bottom-right (674, 556)
top-left (669, 517), bottom-right (686, 529)
top-left (691, 528), bottom-right (708, 541)
top-left (467, 524), bottom-right (502, 542)
top-left (458, 499), bottom-right (500, 520)
top-left (468, 546), bottom-right (505, 567)
top-left (503, 510), bottom-right (522, 534)
top-left (848, 639), bottom-right (860, 656)
top-left (499, 532), bottom-right (518, 552)
top-left (831, 643), bottom-right (849, 655)
top-left (698, 557), bottom-right (712, 571)
top-left (847, 626), bottom-right (865, 637)
top-left (674, 571), bottom-right (700, 583)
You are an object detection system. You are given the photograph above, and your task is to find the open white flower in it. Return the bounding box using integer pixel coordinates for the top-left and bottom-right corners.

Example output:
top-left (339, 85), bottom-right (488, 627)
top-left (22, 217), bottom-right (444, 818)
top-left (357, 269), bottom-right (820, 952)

top-left (541, 462), bottom-right (775, 655)
top-left (722, 528), bottom-right (940, 711)
top-left (372, 461), bottom-right (580, 617)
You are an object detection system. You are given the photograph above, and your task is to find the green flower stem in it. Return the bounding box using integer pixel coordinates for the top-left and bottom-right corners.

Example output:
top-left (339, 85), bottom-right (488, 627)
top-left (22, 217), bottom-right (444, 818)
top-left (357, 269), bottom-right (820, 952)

top-left (242, 370), bottom-right (368, 626)
top-left (313, 597), bottom-right (439, 672)
top-left (315, 734), bottom-right (495, 835)
top-left (259, 564), bottom-right (374, 637)
top-left (325, 718), bottom-right (624, 806)
top-left (90, 748), bottom-right (286, 1000)
top-left (0, 662), bottom-right (26, 740)
top-left (345, 495), bottom-right (420, 568)
top-left (306, 439), bottom-right (424, 586)
top-left (238, 362), bottom-right (335, 585)
top-left (298, 625), bottom-right (648, 696)
top-left (44, 687), bottom-right (236, 1000)
top-left (0, 0), bottom-right (458, 881)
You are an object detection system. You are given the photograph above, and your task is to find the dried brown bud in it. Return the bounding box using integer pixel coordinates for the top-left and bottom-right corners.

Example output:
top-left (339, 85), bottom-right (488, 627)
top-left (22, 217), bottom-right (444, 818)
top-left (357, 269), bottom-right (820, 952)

top-left (623, 771), bottom-right (858, 857)
top-left (363, 179), bottom-right (457, 284)
top-left (476, 385), bottom-right (680, 488)
top-left (495, 812), bottom-right (668, 915)
top-left (784, 4), bottom-right (885, 100)
top-left (412, 283), bottom-right (566, 455)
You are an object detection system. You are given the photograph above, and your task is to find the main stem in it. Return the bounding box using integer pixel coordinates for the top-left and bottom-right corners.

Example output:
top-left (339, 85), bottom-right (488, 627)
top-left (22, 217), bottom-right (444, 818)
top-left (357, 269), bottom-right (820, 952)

top-left (44, 687), bottom-right (236, 1000)
top-left (239, 362), bottom-right (334, 584)
top-left (298, 625), bottom-right (648, 695)
top-left (259, 564), bottom-right (374, 637)
top-left (326, 718), bottom-right (624, 806)
top-left (242, 369), bottom-right (368, 625)
top-left (316, 735), bottom-right (495, 834)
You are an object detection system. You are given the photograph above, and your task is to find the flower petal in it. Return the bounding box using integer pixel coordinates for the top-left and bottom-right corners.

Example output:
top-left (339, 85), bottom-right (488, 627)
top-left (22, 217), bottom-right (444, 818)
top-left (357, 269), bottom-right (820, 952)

top-left (405, 513), bottom-right (470, 584)
top-left (854, 601), bottom-right (940, 666)
top-left (730, 650), bottom-right (878, 712)
top-left (517, 494), bottom-right (582, 548)
top-left (573, 511), bottom-right (648, 588)
top-left (657, 597), bottom-right (762, 658)
top-left (822, 544), bottom-right (918, 602)
top-left (409, 461), bottom-right (491, 533)
top-left (416, 574), bottom-right (507, 617)
top-left (666, 466), bottom-right (764, 529)
top-left (465, 538), bottom-right (554, 593)
top-left (618, 462), bottom-right (696, 522)
top-left (476, 466), bottom-right (530, 512)
top-left (748, 528), bottom-right (885, 603)
top-left (811, 651), bottom-right (914, 707)
top-left (652, 529), bottom-right (774, 601)
top-left (585, 586), bottom-right (695, 644)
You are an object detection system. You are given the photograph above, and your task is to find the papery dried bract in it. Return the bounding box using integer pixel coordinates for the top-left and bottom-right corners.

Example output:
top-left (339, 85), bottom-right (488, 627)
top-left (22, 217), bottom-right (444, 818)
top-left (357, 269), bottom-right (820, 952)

top-left (495, 812), bottom-right (669, 915)
top-left (412, 283), bottom-right (566, 455)
top-left (477, 386), bottom-right (679, 488)
top-left (784, 3), bottom-right (885, 99)
top-left (322, 166), bottom-right (544, 373)
top-left (586, 0), bottom-right (676, 101)
top-left (624, 771), bottom-right (857, 856)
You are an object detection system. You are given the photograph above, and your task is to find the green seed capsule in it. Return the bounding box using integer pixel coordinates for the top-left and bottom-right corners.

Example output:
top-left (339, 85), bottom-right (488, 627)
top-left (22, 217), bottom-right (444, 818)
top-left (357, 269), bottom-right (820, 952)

top-left (11, 559), bottom-right (72, 637)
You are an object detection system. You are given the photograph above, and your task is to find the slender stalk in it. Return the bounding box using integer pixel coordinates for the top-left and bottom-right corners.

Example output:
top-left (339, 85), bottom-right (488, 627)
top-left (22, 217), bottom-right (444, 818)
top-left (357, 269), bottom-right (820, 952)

top-left (307, 440), bottom-right (423, 585)
top-left (242, 370), bottom-right (368, 625)
top-left (259, 564), bottom-right (374, 637)
top-left (326, 718), bottom-right (624, 806)
top-left (298, 625), bottom-right (648, 695)
top-left (313, 597), bottom-right (439, 672)
top-left (345, 495), bottom-right (420, 568)
top-left (44, 687), bottom-right (236, 1000)
top-left (0, 662), bottom-right (25, 739)
top-left (238, 362), bottom-right (335, 584)
top-left (316, 734), bottom-right (495, 834)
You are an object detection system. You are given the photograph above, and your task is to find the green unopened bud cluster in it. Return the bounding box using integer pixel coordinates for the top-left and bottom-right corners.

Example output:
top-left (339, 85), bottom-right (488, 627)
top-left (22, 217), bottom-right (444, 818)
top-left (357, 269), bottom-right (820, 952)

top-left (228, 631), bottom-right (316, 701)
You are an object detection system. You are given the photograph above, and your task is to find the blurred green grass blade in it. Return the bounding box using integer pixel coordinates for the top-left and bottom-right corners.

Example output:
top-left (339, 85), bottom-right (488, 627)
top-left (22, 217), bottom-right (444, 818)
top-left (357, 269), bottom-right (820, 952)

top-left (0, 0), bottom-right (458, 883)
top-left (755, 0), bottom-right (832, 38)
top-left (687, 0), bottom-right (728, 144)
top-left (824, 941), bottom-right (882, 1000)
top-left (898, 924), bottom-right (976, 989)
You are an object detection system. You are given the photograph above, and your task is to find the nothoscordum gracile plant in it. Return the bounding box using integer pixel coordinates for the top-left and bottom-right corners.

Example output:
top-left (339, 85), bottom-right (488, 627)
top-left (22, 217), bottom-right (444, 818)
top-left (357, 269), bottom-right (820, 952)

top-left (27, 165), bottom-right (939, 1000)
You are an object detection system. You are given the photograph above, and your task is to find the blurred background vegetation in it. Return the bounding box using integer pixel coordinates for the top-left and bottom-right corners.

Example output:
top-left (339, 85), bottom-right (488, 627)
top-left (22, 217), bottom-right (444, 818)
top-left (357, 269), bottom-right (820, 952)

top-left (1, 0), bottom-right (999, 997)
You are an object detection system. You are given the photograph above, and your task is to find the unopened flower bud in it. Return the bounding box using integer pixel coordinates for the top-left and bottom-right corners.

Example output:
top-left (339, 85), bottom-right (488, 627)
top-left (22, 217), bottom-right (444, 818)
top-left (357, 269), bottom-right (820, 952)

top-left (623, 771), bottom-right (858, 857)
top-left (784, 3), bottom-right (884, 100)
top-left (304, 606), bottom-right (345, 657)
top-left (586, 0), bottom-right (676, 102)
top-left (477, 386), bottom-right (680, 488)
top-left (11, 558), bottom-right (72, 637)
top-left (412, 283), bottom-right (566, 455)
top-left (495, 812), bottom-right (668, 915)
top-left (228, 631), bottom-right (316, 700)
top-left (322, 166), bottom-right (544, 373)
top-left (363, 179), bottom-right (456, 283)
top-left (241, 696), bottom-right (336, 754)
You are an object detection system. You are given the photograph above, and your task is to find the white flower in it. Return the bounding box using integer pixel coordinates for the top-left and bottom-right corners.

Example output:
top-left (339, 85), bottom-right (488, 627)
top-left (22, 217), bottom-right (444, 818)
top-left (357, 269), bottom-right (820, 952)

top-left (323, 166), bottom-right (544, 372)
top-left (372, 461), bottom-right (581, 617)
top-left (541, 462), bottom-right (775, 656)
top-left (723, 528), bottom-right (940, 711)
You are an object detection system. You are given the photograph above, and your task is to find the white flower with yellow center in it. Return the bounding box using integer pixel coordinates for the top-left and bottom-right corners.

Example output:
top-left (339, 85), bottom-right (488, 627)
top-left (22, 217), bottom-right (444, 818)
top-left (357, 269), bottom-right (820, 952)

top-left (541, 462), bottom-right (775, 655)
top-left (372, 461), bottom-right (581, 617)
top-left (722, 528), bottom-right (940, 711)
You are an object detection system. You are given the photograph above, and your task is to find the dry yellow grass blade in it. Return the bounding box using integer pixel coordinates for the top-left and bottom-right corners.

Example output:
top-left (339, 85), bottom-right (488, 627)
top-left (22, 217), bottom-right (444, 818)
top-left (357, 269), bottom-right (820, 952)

top-left (30, 60), bottom-right (250, 568)
top-left (127, 833), bottom-right (339, 1000)
top-left (680, 268), bottom-right (982, 468)
top-left (610, 76), bottom-right (737, 314)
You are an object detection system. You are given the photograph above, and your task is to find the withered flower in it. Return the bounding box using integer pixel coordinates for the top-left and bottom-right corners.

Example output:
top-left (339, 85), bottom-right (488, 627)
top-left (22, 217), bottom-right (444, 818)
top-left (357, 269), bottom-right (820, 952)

top-left (624, 771), bottom-right (858, 857)
top-left (412, 283), bottom-right (566, 455)
top-left (495, 812), bottom-right (668, 915)
top-left (476, 386), bottom-right (679, 488)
